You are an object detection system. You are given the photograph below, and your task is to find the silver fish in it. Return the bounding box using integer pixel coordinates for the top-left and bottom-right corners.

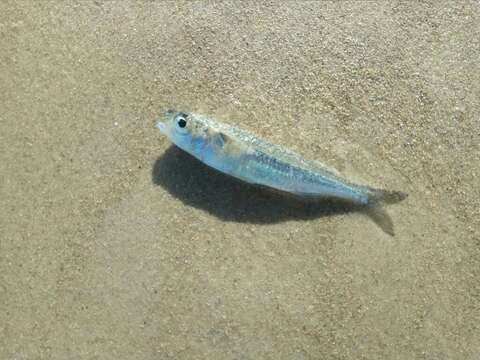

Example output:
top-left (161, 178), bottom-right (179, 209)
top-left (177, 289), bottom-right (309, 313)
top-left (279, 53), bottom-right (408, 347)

top-left (157, 110), bottom-right (407, 234)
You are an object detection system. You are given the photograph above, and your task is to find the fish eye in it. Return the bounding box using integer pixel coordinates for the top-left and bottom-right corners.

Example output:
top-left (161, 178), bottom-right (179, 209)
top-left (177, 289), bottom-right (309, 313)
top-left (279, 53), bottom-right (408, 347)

top-left (177, 118), bottom-right (187, 128)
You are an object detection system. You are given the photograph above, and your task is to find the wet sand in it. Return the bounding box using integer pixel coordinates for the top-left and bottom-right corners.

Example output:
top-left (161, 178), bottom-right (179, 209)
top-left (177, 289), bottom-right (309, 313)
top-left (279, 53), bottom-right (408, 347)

top-left (1, 1), bottom-right (479, 359)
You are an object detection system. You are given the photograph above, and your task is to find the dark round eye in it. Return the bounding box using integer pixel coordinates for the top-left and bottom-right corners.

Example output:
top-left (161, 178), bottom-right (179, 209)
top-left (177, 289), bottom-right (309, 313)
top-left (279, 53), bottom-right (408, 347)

top-left (177, 118), bottom-right (187, 128)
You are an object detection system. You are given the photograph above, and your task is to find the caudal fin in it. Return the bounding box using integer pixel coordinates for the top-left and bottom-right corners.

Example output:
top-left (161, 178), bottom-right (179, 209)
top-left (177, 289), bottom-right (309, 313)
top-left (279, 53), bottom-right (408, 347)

top-left (367, 188), bottom-right (408, 205)
top-left (363, 188), bottom-right (407, 236)
top-left (363, 206), bottom-right (395, 236)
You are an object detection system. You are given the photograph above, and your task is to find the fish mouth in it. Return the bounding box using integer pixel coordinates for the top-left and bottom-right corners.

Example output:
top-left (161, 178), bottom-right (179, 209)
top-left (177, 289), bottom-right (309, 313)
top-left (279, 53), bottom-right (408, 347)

top-left (156, 121), bottom-right (167, 134)
top-left (157, 109), bottom-right (178, 135)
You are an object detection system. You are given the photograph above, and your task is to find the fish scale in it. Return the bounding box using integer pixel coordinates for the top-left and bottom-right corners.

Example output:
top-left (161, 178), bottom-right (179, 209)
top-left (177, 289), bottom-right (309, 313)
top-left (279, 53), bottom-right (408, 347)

top-left (241, 148), bottom-right (367, 203)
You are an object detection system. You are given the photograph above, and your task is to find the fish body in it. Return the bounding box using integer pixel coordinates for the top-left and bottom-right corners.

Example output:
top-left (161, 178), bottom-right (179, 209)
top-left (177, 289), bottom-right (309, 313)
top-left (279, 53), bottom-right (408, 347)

top-left (156, 110), bottom-right (406, 207)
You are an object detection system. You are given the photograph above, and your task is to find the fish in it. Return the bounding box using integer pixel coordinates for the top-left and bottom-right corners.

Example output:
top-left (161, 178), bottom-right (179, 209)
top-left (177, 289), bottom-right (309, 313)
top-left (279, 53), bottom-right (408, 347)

top-left (156, 110), bottom-right (407, 235)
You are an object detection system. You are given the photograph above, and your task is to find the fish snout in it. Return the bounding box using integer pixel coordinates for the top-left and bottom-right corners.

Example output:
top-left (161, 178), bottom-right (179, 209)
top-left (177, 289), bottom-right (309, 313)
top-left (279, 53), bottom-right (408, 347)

top-left (156, 121), bottom-right (167, 134)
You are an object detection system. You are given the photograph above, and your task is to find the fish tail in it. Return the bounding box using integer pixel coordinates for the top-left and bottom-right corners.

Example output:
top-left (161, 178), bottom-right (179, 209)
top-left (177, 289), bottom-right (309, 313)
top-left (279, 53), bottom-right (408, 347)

top-left (366, 188), bottom-right (408, 205)
top-left (361, 187), bottom-right (407, 236)
top-left (363, 205), bottom-right (395, 236)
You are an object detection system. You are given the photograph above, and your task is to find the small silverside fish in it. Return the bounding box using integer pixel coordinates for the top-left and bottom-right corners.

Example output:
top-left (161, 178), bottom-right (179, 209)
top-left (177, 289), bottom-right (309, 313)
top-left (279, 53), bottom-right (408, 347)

top-left (157, 110), bottom-right (407, 234)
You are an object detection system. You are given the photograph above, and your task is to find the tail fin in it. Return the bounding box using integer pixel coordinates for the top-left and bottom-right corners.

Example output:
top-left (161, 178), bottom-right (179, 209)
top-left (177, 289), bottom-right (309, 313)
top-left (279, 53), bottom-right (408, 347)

top-left (363, 188), bottom-right (408, 236)
top-left (367, 188), bottom-right (408, 205)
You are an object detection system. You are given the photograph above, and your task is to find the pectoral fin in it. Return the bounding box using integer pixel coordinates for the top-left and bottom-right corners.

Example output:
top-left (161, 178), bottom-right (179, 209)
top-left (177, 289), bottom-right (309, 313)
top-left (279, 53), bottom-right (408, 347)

top-left (210, 130), bottom-right (249, 159)
top-left (210, 131), bottom-right (228, 149)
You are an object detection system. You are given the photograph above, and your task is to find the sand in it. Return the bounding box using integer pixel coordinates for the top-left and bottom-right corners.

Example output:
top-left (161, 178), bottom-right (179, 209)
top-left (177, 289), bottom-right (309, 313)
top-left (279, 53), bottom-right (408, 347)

top-left (1, 1), bottom-right (479, 359)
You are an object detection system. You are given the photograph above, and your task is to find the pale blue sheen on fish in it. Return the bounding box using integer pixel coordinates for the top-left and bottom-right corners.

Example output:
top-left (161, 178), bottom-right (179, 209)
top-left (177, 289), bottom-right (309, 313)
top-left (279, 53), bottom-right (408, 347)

top-left (156, 110), bottom-right (406, 207)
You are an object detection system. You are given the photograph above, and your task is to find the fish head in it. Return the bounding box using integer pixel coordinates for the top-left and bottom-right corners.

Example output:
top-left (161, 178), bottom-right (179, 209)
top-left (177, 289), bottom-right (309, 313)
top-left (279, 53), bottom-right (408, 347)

top-left (156, 109), bottom-right (209, 153)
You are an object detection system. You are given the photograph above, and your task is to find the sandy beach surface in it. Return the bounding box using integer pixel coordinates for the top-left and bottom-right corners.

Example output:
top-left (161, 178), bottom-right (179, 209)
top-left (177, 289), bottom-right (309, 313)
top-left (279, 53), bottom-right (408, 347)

top-left (1, 1), bottom-right (479, 359)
